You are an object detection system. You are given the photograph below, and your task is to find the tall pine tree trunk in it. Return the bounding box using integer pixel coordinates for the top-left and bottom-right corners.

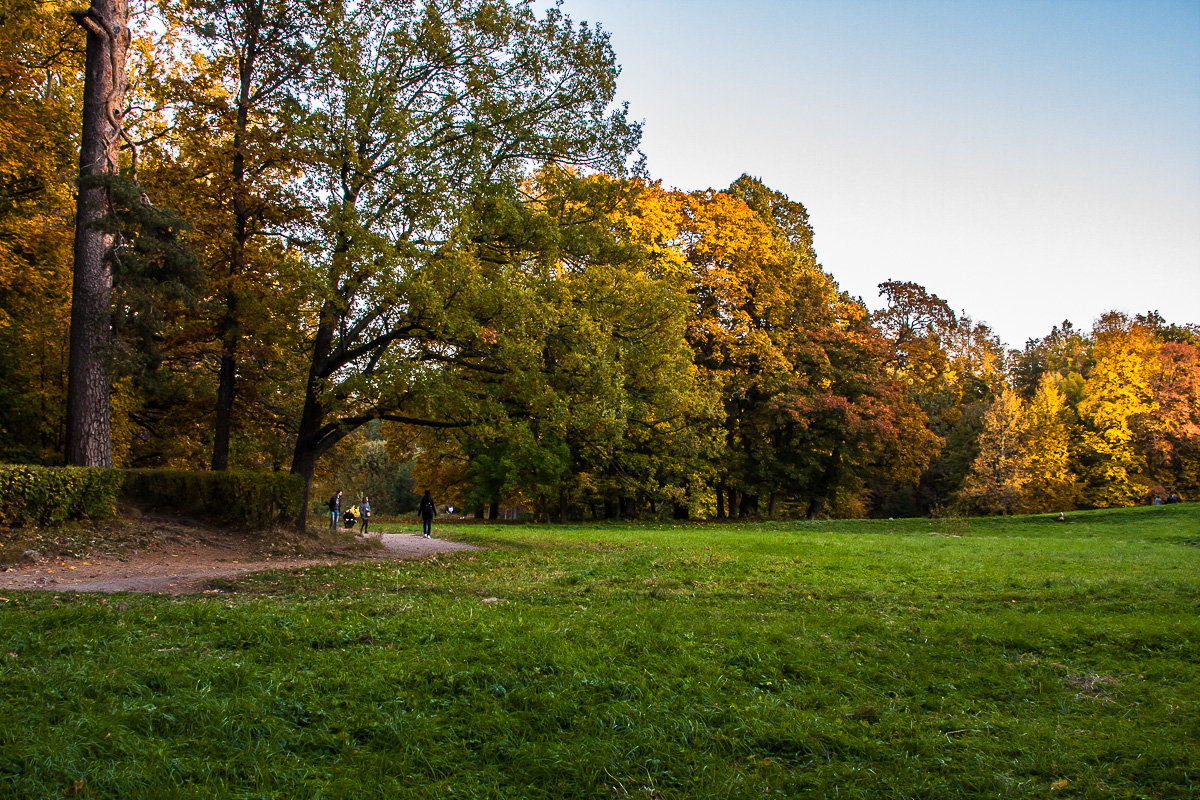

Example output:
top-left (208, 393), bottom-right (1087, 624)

top-left (66, 0), bottom-right (129, 467)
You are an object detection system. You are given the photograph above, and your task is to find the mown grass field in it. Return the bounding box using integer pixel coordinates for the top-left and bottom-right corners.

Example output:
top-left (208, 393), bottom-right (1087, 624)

top-left (1, 505), bottom-right (1197, 799)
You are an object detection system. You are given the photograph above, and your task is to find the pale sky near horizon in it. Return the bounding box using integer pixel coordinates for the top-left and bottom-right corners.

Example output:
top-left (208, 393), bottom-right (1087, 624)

top-left (562, 0), bottom-right (1200, 349)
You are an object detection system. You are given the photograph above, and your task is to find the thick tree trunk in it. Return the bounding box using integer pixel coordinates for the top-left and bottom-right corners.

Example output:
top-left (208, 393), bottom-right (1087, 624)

top-left (807, 448), bottom-right (843, 520)
top-left (806, 497), bottom-right (824, 520)
top-left (739, 492), bottom-right (758, 518)
top-left (290, 395), bottom-right (353, 531)
top-left (65, 0), bottom-right (128, 467)
top-left (767, 491), bottom-right (778, 518)
top-left (292, 444), bottom-right (317, 531)
top-left (289, 299), bottom-right (338, 530)
top-left (290, 378), bottom-right (341, 531)
top-left (488, 501), bottom-right (499, 520)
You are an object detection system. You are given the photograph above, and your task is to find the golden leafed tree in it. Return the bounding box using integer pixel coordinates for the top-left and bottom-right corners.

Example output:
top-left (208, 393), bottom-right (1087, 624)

top-left (1017, 372), bottom-right (1079, 513)
top-left (958, 389), bottom-right (1026, 515)
top-left (1077, 314), bottom-right (1158, 507)
top-left (0, 0), bottom-right (84, 462)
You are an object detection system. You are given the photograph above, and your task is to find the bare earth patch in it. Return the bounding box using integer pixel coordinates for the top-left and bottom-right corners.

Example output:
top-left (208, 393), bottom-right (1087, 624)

top-left (1066, 673), bottom-right (1120, 702)
top-left (0, 518), bottom-right (477, 595)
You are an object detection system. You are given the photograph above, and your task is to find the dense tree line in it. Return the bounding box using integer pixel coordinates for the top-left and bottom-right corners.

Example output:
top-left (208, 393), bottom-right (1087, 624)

top-left (959, 313), bottom-right (1200, 513)
top-left (2, 0), bottom-right (1197, 524)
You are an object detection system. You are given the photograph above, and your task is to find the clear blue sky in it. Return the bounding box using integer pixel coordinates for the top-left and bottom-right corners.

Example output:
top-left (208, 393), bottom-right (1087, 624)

top-left (562, 0), bottom-right (1200, 348)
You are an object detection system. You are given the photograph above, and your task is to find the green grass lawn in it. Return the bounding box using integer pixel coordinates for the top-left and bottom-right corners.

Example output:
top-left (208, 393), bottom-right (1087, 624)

top-left (1, 505), bottom-right (1197, 799)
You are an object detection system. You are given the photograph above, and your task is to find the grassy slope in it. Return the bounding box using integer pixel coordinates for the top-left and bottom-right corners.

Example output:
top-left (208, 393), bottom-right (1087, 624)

top-left (1, 506), bottom-right (1197, 799)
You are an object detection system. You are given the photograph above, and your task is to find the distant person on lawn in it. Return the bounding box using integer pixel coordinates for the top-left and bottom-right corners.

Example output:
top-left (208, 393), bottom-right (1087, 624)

top-left (329, 490), bottom-right (342, 529)
top-left (360, 496), bottom-right (372, 534)
top-left (419, 490), bottom-right (436, 538)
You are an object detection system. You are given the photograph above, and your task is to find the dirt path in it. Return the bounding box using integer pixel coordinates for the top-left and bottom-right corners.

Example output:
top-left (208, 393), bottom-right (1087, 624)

top-left (0, 529), bottom-right (478, 595)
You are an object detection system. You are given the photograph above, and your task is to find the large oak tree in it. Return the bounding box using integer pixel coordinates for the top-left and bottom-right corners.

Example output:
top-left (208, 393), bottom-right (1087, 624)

top-left (286, 0), bottom-right (641, 525)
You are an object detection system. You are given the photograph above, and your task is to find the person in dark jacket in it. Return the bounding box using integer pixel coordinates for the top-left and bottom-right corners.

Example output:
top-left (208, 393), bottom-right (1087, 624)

top-left (418, 490), bottom-right (436, 538)
top-left (328, 490), bottom-right (342, 529)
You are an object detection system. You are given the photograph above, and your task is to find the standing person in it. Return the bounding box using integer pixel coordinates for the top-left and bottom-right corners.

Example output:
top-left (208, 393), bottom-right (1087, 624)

top-left (328, 490), bottom-right (342, 529)
top-left (418, 490), bottom-right (436, 538)
top-left (360, 495), bottom-right (372, 535)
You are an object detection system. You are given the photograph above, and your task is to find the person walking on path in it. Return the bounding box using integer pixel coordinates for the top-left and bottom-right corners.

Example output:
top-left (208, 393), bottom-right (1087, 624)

top-left (418, 490), bottom-right (436, 538)
top-left (360, 496), bottom-right (372, 535)
top-left (329, 490), bottom-right (342, 529)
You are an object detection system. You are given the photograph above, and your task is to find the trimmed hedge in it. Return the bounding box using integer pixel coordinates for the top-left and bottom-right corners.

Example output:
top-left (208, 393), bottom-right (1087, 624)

top-left (0, 466), bottom-right (304, 530)
top-left (122, 469), bottom-right (303, 529)
top-left (0, 465), bottom-right (124, 528)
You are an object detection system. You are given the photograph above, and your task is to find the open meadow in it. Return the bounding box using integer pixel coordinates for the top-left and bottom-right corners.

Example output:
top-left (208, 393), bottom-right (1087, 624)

top-left (1, 505), bottom-right (1197, 799)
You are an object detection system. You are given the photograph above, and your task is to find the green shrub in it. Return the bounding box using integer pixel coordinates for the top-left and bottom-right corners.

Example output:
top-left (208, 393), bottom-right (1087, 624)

top-left (0, 465), bottom-right (123, 528)
top-left (121, 469), bottom-right (303, 528)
